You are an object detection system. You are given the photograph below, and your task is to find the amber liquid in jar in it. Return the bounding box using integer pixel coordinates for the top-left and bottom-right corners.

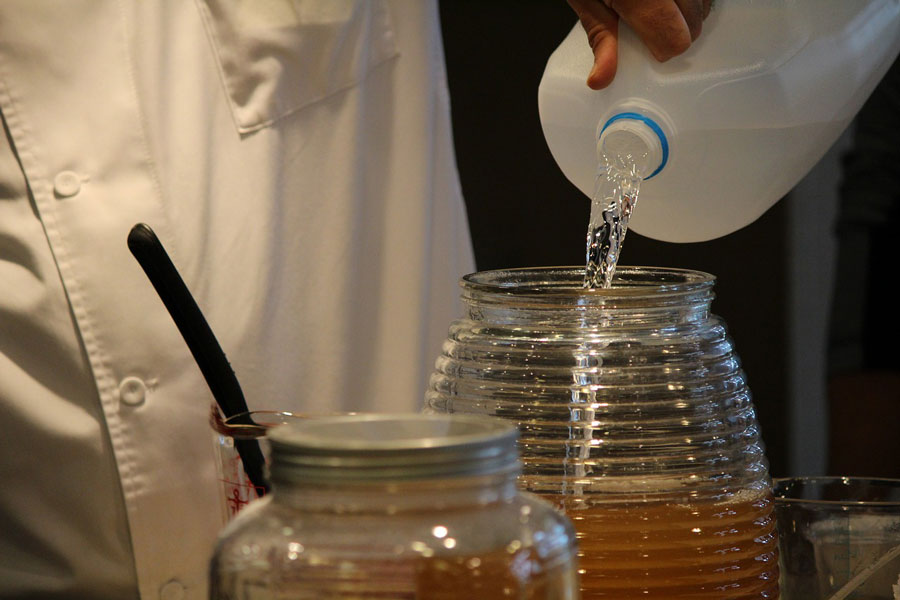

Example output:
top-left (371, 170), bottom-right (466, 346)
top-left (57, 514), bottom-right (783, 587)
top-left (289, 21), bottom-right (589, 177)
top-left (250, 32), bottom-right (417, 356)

top-left (225, 546), bottom-right (576, 599)
top-left (553, 490), bottom-right (779, 599)
top-left (414, 547), bottom-right (576, 598)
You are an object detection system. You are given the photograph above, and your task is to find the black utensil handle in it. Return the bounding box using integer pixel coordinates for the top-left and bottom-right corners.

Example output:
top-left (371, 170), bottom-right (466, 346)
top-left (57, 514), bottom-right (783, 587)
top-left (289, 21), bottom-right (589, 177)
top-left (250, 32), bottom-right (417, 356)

top-left (127, 223), bottom-right (269, 495)
top-left (127, 224), bottom-right (249, 419)
top-left (235, 438), bottom-right (269, 497)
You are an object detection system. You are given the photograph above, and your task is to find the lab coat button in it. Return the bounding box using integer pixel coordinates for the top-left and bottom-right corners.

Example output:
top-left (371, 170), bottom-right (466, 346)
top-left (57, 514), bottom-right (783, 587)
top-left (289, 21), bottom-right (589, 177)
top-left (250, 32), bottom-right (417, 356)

top-left (119, 376), bottom-right (147, 406)
top-left (159, 580), bottom-right (185, 600)
top-left (53, 171), bottom-right (81, 198)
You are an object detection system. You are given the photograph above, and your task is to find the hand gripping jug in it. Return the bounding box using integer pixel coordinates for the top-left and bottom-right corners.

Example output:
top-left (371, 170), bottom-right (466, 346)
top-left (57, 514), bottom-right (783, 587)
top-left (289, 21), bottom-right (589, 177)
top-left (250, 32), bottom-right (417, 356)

top-left (539, 0), bottom-right (900, 242)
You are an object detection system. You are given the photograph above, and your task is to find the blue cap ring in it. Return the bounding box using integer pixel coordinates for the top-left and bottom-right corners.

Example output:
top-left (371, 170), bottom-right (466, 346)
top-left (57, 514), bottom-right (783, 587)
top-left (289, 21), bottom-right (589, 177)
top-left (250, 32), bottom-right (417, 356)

top-left (599, 112), bottom-right (669, 180)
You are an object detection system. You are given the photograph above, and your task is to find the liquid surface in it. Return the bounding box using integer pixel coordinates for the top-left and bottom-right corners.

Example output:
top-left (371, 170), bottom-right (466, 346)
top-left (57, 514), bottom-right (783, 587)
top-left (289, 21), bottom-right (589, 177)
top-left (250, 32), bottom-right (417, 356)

top-left (551, 491), bottom-right (780, 599)
top-left (212, 545), bottom-right (576, 599)
top-left (584, 159), bottom-right (642, 289)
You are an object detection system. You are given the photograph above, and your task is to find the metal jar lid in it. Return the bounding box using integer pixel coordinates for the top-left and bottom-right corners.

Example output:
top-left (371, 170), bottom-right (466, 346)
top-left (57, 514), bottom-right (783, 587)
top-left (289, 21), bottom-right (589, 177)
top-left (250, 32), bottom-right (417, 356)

top-left (267, 413), bottom-right (520, 484)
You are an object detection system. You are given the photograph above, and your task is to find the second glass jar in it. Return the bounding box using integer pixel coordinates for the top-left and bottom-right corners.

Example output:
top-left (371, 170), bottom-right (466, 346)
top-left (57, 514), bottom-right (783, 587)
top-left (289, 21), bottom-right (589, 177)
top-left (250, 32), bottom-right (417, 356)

top-left (209, 413), bottom-right (579, 599)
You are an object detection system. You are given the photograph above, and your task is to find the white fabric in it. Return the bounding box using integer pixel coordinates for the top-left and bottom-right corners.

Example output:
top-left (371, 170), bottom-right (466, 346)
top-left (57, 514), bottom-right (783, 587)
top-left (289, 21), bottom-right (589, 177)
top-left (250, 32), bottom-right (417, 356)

top-left (0, 1), bottom-right (473, 598)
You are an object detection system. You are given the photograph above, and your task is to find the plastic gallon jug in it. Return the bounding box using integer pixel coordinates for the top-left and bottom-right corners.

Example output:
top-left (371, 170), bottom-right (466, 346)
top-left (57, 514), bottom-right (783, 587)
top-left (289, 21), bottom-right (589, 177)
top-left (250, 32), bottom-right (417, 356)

top-left (539, 0), bottom-right (900, 242)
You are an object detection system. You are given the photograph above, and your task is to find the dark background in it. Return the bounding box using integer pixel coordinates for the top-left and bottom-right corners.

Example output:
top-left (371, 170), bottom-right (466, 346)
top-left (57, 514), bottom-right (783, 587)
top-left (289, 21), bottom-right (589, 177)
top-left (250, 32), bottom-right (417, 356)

top-left (439, 1), bottom-right (790, 476)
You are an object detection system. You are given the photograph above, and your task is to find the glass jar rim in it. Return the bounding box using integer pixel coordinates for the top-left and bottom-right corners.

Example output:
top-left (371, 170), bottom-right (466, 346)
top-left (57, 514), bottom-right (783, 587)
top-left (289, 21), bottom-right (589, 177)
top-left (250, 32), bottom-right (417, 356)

top-left (461, 266), bottom-right (715, 297)
top-left (773, 476), bottom-right (900, 507)
top-left (210, 407), bottom-right (301, 438)
top-left (208, 405), bottom-right (358, 439)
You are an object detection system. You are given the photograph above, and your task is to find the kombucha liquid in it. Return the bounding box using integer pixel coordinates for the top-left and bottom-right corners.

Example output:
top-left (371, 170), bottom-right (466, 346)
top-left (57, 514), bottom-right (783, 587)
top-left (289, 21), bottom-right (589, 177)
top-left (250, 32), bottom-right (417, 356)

top-left (413, 546), bottom-right (577, 599)
top-left (213, 544), bottom-right (577, 599)
top-left (554, 490), bottom-right (780, 599)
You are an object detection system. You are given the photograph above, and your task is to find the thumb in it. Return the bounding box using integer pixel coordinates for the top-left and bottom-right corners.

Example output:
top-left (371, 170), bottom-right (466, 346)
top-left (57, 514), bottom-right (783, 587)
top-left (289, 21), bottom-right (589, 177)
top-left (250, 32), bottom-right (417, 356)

top-left (567, 0), bottom-right (619, 90)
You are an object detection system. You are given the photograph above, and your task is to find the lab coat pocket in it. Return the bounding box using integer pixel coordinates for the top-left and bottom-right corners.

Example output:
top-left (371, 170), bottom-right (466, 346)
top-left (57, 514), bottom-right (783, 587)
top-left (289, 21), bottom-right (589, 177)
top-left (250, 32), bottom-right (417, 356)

top-left (196, 0), bottom-right (399, 134)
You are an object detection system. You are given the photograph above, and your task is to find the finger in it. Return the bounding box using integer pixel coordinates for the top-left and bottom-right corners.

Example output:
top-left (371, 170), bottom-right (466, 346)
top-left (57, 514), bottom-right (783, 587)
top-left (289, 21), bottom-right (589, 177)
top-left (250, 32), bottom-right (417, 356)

top-left (674, 0), bottom-right (705, 41)
top-left (702, 0), bottom-right (713, 19)
top-left (567, 0), bottom-right (620, 89)
top-left (612, 0), bottom-right (693, 62)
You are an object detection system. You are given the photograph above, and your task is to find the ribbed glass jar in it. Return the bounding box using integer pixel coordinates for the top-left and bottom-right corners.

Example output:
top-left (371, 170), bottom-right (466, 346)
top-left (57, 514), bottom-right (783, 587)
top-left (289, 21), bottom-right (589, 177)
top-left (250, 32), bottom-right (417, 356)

top-left (425, 267), bottom-right (780, 599)
top-left (209, 414), bottom-right (579, 599)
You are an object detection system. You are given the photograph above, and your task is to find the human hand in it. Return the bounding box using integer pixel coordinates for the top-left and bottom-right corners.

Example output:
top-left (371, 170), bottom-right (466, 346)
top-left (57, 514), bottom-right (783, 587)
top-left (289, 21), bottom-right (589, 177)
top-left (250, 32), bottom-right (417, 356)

top-left (567, 0), bottom-right (712, 89)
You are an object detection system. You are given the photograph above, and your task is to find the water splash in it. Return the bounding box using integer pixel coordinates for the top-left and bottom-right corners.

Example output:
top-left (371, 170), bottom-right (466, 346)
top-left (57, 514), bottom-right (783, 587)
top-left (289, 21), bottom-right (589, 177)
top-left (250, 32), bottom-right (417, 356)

top-left (583, 157), bottom-right (643, 289)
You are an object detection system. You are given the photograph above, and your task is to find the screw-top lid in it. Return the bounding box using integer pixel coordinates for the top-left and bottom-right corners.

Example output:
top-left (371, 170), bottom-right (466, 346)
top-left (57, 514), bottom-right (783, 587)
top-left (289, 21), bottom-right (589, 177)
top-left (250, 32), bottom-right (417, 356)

top-left (267, 413), bottom-right (521, 484)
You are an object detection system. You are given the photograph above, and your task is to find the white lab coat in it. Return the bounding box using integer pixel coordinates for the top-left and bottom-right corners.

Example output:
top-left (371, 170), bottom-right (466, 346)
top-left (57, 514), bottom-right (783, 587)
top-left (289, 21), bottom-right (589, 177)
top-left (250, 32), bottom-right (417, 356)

top-left (0, 1), bottom-right (474, 598)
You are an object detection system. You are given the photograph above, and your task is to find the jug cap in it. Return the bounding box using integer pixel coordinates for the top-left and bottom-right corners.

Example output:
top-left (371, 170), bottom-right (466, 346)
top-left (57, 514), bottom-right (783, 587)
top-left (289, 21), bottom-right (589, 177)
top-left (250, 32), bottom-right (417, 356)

top-left (598, 112), bottom-right (668, 179)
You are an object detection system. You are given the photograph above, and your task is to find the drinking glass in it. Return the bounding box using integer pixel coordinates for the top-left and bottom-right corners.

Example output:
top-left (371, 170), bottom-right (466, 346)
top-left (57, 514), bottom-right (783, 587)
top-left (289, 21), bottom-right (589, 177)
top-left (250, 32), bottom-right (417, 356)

top-left (775, 476), bottom-right (900, 600)
top-left (209, 406), bottom-right (302, 521)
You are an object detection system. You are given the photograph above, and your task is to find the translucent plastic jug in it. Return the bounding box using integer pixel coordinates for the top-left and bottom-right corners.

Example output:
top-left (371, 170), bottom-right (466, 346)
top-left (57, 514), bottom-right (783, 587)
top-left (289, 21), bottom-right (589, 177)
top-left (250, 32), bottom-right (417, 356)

top-left (539, 0), bottom-right (900, 242)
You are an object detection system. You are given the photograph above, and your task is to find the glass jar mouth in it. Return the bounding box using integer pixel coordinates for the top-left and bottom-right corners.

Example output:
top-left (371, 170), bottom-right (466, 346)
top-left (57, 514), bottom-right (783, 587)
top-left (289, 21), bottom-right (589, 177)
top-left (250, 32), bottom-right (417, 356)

top-left (461, 266), bottom-right (715, 297)
top-left (773, 476), bottom-right (900, 507)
